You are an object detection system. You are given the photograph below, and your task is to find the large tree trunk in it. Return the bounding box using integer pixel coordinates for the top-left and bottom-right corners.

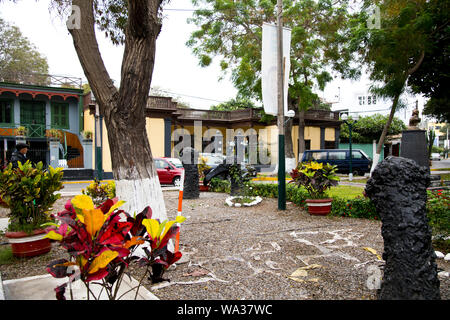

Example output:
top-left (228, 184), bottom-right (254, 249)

top-left (69, 0), bottom-right (167, 219)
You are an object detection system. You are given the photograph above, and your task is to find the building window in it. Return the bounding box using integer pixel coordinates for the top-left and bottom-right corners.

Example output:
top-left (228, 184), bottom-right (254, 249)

top-left (51, 103), bottom-right (69, 129)
top-left (304, 139), bottom-right (311, 150)
top-left (0, 100), bottom-right (13, 124)
top-left (357, 95), bottom-right (377, 105)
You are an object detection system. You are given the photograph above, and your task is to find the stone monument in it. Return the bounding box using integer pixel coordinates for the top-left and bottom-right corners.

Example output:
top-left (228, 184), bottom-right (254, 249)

top-left (180, 147), bottom-right (200, 199)
top-left (400, 107), bottom-right (429, 168)
top-left (365, 157), bottom-right (440, 300)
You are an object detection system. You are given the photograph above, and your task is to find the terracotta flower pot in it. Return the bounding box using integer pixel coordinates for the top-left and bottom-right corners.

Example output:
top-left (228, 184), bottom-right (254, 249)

top-left (5, 229), bottom-right (51, 258)
top-left (198, 180), bottom-right (209, 191)
top-left (305, 198), bottom-right (333, 216)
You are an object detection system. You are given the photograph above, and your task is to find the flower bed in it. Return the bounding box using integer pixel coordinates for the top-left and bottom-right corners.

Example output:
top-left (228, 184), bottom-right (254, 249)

top-left (225, 195), bottom-right (262, 207)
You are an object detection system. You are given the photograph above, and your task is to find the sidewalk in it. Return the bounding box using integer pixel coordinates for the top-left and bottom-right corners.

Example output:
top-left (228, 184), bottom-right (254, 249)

top-left (0, 273), bottom-right (159, 300)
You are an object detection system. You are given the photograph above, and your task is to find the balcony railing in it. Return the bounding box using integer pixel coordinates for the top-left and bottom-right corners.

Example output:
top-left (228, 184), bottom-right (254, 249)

top-left (0, 72), bottom-right (83, 89)
top-left (0, 124), bottom-right (56, 138)
top-left (145, 95), bottom-right (341, 124)
top-left (147, 96), bottom-right (178, 110)
top-left (175, 108), bottom-right (260, 122)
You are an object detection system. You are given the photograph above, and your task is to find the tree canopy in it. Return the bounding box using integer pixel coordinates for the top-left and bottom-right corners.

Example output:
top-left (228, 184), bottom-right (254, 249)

top-left (188, 0), bottom-right (357, 104)
top-left (407, 0), bottom-right (450, 122)
top-left (339, 113), bottom-right (407, 144)
top-left (188, 0), bottom-right (358, 158)
top-left (347, 0), bottom-right (435, 162)
top-left (0, 18), bottom-right (49, 83)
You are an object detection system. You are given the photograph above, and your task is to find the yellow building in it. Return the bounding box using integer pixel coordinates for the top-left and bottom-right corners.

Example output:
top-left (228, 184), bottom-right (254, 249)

top-left (83, 95), bottom-right (342, 178)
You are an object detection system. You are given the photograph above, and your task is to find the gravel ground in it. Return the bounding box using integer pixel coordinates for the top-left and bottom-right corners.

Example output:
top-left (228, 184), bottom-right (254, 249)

top-left (1, 192), bottom-right (449, 300)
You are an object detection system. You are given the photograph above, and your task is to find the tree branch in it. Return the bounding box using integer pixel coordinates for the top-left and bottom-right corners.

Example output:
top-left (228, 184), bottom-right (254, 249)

top-left (407, 51), bottom-right (425, 75)
top-left (118, 0), bottom-right (162, 120)
top-left (69, 0), bottom-right (118, 111)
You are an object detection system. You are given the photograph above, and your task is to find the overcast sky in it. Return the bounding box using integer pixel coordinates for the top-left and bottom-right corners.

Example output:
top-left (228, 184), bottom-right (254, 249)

top-left (0, 0), bottom-right (425, 119)
top-left (0, 0), bottom-right (239, 109)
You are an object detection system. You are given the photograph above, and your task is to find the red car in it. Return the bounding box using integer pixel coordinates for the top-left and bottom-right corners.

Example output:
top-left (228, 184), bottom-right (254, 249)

top-left (154, 157), bottom-right (184, 187)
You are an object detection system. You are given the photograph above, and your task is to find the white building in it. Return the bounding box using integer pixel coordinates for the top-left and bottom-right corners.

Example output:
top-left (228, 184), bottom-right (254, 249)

top-left (322, 73), bottom-right (427, 127)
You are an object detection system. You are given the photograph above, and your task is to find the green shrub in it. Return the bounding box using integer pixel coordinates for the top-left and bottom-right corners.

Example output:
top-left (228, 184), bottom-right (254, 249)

top-left (0, 161), bottom-right (63, 232)
top-left (209, 177), bottom-right (230, 193)
top-left (330, 196), bottom-right (379, 220)
top-left (209, 179), bottom-right (450, 229)
top-left (247, 182), bottom-right (279, 198)
top-left (82, 179), bottom-right (116, 205)
top-left (427, 189), bottom-right (450, 239)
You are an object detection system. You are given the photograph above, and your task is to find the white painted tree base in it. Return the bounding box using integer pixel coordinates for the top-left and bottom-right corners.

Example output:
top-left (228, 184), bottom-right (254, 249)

top-left (115, 177), bottom-right (174, 255)
top-left (285, 157), bottom-right (297, 173)
top-left (115, 177), bottom-right (167, 221)
top-left (370, 153), bottom-right (381, 176)
top-left (271, 157), bottom-right (298, 175)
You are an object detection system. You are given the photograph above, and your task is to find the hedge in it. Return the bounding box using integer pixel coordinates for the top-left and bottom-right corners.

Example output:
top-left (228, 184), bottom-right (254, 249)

top-left (209, 178), bottom-right (378, 220)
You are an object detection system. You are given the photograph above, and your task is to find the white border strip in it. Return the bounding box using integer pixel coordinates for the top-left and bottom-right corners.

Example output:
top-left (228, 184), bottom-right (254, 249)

top-left (7, 233), bottom-right (47, 244)
top-left (306, 202), bottom-right (332, 207)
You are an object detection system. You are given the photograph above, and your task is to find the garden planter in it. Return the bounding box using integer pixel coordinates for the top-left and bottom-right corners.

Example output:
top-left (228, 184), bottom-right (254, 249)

top-left (199, 183), bottom-right (209, 192)
top-left (5, 229), bottom-right (51, 258)
top-left (225, 196), bottom-right (262, 207)
top-left (305, 198), bottom-right (333, 216)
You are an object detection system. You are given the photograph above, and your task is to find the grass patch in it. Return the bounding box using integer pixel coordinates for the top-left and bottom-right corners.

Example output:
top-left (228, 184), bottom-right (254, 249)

top-left (328, 185), bottom-right (365, 199)
top-left (0, 246), bottom-right (14, 265)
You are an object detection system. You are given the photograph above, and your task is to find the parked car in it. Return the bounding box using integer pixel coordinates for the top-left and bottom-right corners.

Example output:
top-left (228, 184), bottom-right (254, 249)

top-left (431, 153), bottom-right (441, 161)
top-left (154, 157), bottom-right (184, 186)
top-left (300, 149), bottom-right (372, 176)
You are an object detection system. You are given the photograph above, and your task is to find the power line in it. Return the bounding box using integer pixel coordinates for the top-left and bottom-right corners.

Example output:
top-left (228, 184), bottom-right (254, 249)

top-left (151, 88), bottom-right (226, 103)
top-left (164, 8), bottom-right (197, 12)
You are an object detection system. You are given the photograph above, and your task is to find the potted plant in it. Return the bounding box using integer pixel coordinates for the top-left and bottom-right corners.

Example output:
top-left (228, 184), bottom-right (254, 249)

top-left (81, 179), bottom-right (116, 206)
top-left (289, 161), bottom-right (340, 216)
top-left (198, 156), bottom-right (211, 191)
top-left (81, 130), bottom-right (93, 140)
top-left (15, 126), bottom-right (27, 137)
top-left (0, 161), bottom-right (64, 257)
top-left (47, 128), bottom-right (62, 140)
top-left (45, 194), bottom-right (185, 300)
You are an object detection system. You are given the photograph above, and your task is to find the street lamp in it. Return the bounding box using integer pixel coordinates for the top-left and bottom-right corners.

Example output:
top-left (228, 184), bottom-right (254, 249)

top-left (341, 113), bottom-right (359, 181)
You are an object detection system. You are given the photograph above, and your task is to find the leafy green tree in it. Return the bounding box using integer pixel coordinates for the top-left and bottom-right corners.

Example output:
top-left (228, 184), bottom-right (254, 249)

top-left (407, 0), bottom-right (449, 123)
top-left (0, 18), bottom-right (49, 84)
top-left (187, 0), bottom-right (357, 159)
top-left (210, 98), bottom-right (259, 111)
top-left (44, 0), bottom-right (170, 218)
top-left (349, 0), bottom-right (439, 170)
top-left (339, 113), bottom-right (407, 144)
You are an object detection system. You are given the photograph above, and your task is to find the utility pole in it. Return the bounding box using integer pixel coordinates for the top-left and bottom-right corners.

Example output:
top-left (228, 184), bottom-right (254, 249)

top-left (277, 0), bottom-right (286, 210)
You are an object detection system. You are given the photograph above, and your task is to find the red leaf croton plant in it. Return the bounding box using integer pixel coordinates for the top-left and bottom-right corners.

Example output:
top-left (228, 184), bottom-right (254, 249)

top-left (44, 195), bottom-right (185, 300)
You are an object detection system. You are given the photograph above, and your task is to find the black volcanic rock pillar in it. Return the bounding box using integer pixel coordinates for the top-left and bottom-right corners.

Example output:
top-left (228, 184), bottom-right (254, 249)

top-left (400, 129), bottom-right (429, 169)
top-left (181, 147), bottom-right (200, 199)
top-left (365, 156), bottom-right (440, 300)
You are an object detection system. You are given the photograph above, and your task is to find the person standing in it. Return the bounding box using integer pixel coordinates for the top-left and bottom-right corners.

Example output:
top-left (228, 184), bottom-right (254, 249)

top-left (10, 143), bottom-right (29, 169)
